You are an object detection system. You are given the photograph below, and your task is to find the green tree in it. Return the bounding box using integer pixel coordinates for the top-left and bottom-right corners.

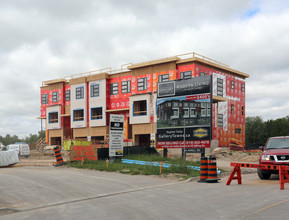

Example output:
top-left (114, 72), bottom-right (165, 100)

top-left (0, 134), bottom-right (21, 146)
top-left (0, 131), bottom-right (45, 146)
top-left (245, 116), bottom-right (266, 146)
top-left (264, 116), bottom-right (289, 138)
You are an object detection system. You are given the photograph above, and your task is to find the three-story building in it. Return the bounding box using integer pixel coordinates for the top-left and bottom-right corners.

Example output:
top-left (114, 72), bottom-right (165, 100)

top-left (39, 53), bottom-right (249, 148)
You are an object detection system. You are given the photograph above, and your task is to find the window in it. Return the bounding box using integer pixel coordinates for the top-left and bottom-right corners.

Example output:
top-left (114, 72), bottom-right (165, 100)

top-left (52, 92), bottom-right (59, 103)
top-left (121, 81), bottom-right (131, 94)
top-left (110, 83), bottom-right (118, 95)
top-left (48, 112), bottom-right (58, 124)
top-left (158, 74), bottom-right (169, 82)
top-left (133, 100), bottom-right (147, 116)
top-left (207, 103), bottom-right (211, 117)
top-left (180, 71), bottom-right (192, 79)
top-left (231, 104), bottom-right (234, 114)
top-left (218, 114), bottom-right (223, 127)
top-left (184, 108), bottom-right (189, 118)
top-left (235, 128), bottom-right (241, 134)
top-left (241, 106), bottom-right (244, 115)
top-left (241, 84), bottom-right (245, 92)
top-left (190, 108), bottom-right (196, 118)
top-left (201, 109), bottom-right (207, 117)
top-left (73, 109), bottom-right (84, 121)
top-left (231, 80), bottom-right (235, 89)
top-left (137, 77), bottom-right (147, 91)
top-left (91, 84), bottom-right (99, 97)
top-left (76, 87), bottom-right (84, 99)
top-left (42, 93), bottom-right (48, 104)
top-left (65, 90), bottom-right (70, 101)
top-left (171, 108), bottom-right (179, 119)
top-left (200, 72), bottom-right (207, 76)
top-left (91, 107), bottom-right (102, 120)
top-left (217, 78), bottom-right (223, 96)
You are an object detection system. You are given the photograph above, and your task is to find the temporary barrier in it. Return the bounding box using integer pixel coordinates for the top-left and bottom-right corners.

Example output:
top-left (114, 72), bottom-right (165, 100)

top-left (226, 162), bottom-right (289, 190)
top-left (53, 146), bottom-right (65, 166)
top-left (198, 157), bottom-right (208, 182)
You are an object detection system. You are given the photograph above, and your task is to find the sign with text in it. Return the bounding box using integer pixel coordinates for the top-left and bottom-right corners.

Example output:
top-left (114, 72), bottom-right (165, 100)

top-left (158, 76), bottom-right (211, 98)
top-left (109, 114), bottom-right (124, 157)
top-left (183, 148), bottom-right (205, 154)
top-left (157, 76), bottom-right (212, 148)
top-left (70, 145), bottom-right (98, 161)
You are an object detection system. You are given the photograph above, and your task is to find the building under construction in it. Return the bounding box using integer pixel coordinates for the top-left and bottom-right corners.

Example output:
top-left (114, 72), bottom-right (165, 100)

top-left (38, 52), bottom-right (249, 148)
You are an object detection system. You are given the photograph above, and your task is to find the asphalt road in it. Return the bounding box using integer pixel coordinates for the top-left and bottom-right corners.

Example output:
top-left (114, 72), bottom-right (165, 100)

top-left (0, 166), bottom-right (289, 220)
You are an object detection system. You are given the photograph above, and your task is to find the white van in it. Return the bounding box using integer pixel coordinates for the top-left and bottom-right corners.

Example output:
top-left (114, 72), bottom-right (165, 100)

top-left (6, 144), bottom-right (30, 157)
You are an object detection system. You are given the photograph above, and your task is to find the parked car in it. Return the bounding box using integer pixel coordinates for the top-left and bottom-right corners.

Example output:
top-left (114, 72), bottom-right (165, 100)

top-left (258, 136), bottom-right (289, 179)
top-left (6, 143), bottom-right (30, 157)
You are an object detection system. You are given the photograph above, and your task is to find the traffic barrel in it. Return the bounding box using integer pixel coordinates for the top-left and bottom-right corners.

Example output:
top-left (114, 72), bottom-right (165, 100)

top-left (198, 156), bottom-right (208, 182)
top-left (54, 146), bottom-right (65, 166)
top-left (206, 155), bottom-right (220, 183)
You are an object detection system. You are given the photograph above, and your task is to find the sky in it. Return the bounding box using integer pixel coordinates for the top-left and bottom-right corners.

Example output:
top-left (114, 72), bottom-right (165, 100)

top-left (1, 0), bottom-right (289, 138)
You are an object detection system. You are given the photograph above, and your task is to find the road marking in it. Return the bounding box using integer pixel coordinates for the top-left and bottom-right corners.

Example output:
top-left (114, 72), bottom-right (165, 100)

top-left (236, 198), bottom-right (289, 220)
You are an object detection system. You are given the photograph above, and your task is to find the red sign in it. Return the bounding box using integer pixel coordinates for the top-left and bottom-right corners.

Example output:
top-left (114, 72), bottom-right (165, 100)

top-left (186, 93), bottom-right (210, 101)
top-left (72, 145), bottom-right (98, 161)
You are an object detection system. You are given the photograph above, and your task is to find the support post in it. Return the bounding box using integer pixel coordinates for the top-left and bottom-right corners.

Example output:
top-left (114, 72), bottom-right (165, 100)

top-left (226, 164), bottom-right (242, 185)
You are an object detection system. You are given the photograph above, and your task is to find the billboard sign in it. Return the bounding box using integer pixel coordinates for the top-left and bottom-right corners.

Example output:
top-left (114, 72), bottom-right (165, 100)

top-left (158, 76), bottom-right (211, 98)
top-left (109, 114), bottom-right (124, 157)
top-left (156, 76), bottom-right (212, 148)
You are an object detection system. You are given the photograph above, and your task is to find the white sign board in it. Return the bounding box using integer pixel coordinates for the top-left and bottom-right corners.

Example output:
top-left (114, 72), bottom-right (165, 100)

top-left (109, 114), bottom-right (124, 157)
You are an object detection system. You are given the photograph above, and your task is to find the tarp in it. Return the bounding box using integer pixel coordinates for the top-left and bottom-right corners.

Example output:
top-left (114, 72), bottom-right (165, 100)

top-left (0, 151), bottom-right (19, 167)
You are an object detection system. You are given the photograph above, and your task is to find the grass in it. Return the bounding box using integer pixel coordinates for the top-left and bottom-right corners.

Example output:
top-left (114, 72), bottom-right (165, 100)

top-left (67, 154), bottom-right (200, 180)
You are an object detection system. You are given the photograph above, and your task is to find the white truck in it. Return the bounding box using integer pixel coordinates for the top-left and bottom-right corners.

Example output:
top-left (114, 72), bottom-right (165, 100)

top-left (6, 143), bottom-right (30, 157)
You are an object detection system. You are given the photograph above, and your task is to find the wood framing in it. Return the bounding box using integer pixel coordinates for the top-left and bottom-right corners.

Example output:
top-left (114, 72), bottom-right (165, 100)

top-left (87, 73), bottom-right (109, 81)
top-left (69, 77), bottom-right (87, 85)
top-left (73, 128), bottom-right (89, 138)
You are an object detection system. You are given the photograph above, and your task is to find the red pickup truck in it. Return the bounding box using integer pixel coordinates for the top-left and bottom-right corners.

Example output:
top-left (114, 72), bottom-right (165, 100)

top-left (258, 136), bottom-right (289, 179)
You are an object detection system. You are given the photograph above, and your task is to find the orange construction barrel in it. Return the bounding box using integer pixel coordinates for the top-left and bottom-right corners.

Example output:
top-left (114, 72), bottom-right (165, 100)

top-left (53, 146), bottom-right (65, 166)
top-left (198, 156), bottom-right (208, 182)
top-left (206, 155), bottom-right (220, 183)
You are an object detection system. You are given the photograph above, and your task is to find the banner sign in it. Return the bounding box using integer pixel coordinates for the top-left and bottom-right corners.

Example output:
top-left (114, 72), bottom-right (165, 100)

top-left (109, 114), bottom-right (124, 157)
top-left (156, 76), bottom-right (212, 148)
top-left (158, 76), bottom-right (211, 98)
top-left (70, 145), bottom-right (98, 161)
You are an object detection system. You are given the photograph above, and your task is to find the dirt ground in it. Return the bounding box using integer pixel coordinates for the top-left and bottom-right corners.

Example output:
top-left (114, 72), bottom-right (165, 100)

top-left (17, 150), bottom-right (56, 166)
top-left (167, 147), bottom-right (262, 173)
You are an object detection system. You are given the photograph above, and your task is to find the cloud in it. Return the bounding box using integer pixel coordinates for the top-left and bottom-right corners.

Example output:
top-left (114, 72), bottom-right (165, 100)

top-left (0, 0), bottom-right (289, 137)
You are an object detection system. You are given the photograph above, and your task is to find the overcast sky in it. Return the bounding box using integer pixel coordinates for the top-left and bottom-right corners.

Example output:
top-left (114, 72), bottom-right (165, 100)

top-left (1, 0), bottom-right (289, 138)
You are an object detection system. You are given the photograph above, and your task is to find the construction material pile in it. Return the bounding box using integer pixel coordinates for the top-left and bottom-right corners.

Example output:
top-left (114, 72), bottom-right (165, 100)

top-left (0, 151), bottom-right (19, 167)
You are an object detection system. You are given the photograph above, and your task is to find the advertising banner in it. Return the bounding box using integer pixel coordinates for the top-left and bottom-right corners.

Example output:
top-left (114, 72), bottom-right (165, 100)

top-left (157, 76), bottom-right (211, 98)
top-left (156, 76), bottom-right (212, 148)
top-left (70, 145), bottom-right (98, 161)
top-left (109, 114), bottom-right (124, 157)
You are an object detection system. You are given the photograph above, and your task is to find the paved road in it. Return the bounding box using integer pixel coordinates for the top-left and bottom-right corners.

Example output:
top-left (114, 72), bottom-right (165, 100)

top-left (0, 166), bottom-right (288, 220)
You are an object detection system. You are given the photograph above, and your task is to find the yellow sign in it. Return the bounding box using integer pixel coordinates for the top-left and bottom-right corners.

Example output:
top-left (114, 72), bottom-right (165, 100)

top-left (193, 128), bottom-right (208, 138)
top-left (63, 140), bottom-right (91, 151)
